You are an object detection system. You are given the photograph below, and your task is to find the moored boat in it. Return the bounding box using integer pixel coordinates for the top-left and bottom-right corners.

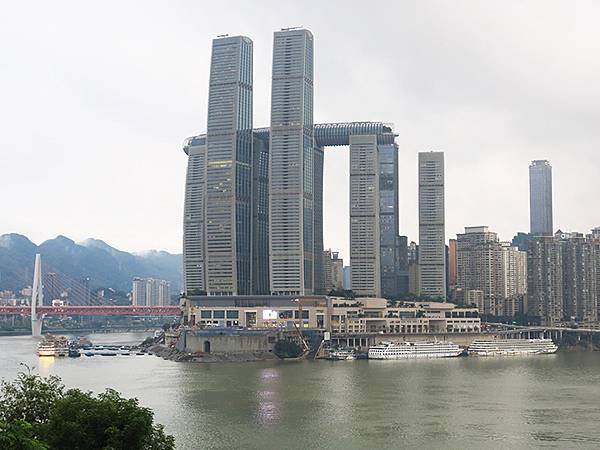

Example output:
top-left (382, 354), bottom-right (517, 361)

top-left (368, 340), bottom-right (463, 359)
top-left (467, 338), bottom-right (558, 356)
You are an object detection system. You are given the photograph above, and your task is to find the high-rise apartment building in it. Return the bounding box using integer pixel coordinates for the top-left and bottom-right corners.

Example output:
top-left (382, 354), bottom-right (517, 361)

top-left (448, 239), bottom-right (457, 287)
top-left (560, 232), bottom-right (597, 324)
top-left (529, 160), bottom-right (553, 236)
top-left (418, 152), bottom-right (446, 299)
top-left (499, 242), bottom-right (527, 317)
top-left (350, 135), bottom-right (381, 297)
top-left (205, 35), bottom-right (253, 295)
top-left (132, 277), bottom-right (147, 306)
top-left (456, 226), bottom-right (502, 315)
top-left (132, 278), bottom-right (170, 306)
top-left (269, 28), bottom-right (314, 295)
top-left (527, 236), bottom-right (563, 325)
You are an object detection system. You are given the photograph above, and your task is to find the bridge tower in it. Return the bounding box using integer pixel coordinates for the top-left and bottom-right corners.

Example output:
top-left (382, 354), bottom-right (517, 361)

top-left (31, 254), bottom-right (44, 337)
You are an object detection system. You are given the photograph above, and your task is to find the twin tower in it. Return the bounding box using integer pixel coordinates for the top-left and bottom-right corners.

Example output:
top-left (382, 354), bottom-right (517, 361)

top-left (183, 28), bottom-right (402, 299)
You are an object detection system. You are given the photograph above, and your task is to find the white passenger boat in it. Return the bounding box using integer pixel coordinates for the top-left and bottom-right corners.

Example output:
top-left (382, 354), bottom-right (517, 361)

top-left (368, 340), bottom-right (463, 359)
top-left (467, 338), bottom-right (558, 356)
top-left (37, 343), bottom-right (57, 357)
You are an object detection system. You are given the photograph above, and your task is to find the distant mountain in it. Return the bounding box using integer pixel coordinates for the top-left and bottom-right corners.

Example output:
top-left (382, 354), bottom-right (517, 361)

top-left (0, 234), bottom-right (182, 293)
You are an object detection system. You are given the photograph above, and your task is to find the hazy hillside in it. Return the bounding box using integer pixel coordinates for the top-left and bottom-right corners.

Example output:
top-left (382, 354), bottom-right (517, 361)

top-left (0, 234), bottom-right (182, 293)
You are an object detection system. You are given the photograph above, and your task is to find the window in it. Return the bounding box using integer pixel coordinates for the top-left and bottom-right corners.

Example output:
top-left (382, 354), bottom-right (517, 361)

top-left (213, 310), bottom-right (225, 319)
top-left (226, 310), bottom-right (239, 319)
top-left (200, 310), bottom-right (212, 319)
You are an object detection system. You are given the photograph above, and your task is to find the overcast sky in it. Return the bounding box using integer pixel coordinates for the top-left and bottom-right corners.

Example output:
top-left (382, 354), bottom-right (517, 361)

top-left (2, 1), bottom-right (599, 258)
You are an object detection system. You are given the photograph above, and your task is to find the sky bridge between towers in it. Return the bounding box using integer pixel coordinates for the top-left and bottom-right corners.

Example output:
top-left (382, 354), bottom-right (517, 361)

top-left (183, 121), bottom-right (398, 154)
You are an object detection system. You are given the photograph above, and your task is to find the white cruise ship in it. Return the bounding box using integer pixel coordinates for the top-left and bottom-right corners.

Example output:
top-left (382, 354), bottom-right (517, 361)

top-left (468, 338), bottom-right (558, 356)
top-left (368, 341), bottom-right (463, 359)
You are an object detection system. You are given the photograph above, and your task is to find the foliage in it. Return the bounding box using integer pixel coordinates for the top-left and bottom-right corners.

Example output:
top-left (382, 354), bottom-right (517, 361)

top-left (43, 388), bottom-right (175, 450)
top-left (0, 372), bottom-right (175, 450)
top-left (0, 420), bottom-right (48, 450)
top-left (0, 370), bottom-right (64, 426)
top-left (274, 340), bottom-right (303, 359)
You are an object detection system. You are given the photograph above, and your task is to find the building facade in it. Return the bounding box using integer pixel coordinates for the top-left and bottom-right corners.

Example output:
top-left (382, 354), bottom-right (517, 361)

top-left (132, 278), bottom-right (170, 306)
top-left (350, 134), bottom-right (381, 297)
top-left (418, 152), bottom-right (446, 299)
top-left (529, 160), bottom-right (553, 236)
top-left (269, 28), bottom-right (314, 295)
top-left (527, 236), bottom-right (563, 325)
top-left (205, 35), bottom-right (254, 295)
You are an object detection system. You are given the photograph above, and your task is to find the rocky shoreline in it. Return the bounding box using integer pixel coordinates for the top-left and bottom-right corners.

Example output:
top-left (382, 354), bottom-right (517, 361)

top-left (148, 344), bottom-right (279, 363)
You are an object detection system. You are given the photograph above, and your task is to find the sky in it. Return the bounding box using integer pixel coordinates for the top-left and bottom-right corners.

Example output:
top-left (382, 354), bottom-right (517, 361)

top-left (1, 1), bottom-right (599, 258)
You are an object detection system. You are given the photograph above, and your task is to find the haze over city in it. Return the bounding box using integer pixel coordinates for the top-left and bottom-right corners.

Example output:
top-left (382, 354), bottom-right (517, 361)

top-left (2, 0), bottom-right (599, 258)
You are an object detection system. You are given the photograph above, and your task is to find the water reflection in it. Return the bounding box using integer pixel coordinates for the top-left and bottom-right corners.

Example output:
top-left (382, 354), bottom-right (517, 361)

top-left (37, 356), bottom-right (55, 376)
top-left (255, 367), bottom-right (280, 426)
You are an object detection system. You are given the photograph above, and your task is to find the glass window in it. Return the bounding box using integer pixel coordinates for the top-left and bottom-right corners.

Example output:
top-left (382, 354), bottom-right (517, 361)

top-left (200, 310), bottom-right (212, 319)
top-left (213, 310), bottom-right (225, 319)
top-left (226, 310), bottom-right (239, 319)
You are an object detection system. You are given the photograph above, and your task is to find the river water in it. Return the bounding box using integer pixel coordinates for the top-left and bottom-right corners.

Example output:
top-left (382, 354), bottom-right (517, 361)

top-left (1, 332), bottom-right (600, 449)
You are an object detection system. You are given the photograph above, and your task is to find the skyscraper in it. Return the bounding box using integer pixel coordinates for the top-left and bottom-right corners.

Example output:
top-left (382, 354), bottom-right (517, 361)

top-left (418, 152), bottom-right (446, 299)
top-left (529, 160), bottom-right (553, 236)
top-left (182, 136), bottom-right (207, 294)
top-left (205, 35), bottom-right (253, 295)
top-left (350, 134), bottom-right (381, 297)
top-left (269, 28), bottom-right (314, 295)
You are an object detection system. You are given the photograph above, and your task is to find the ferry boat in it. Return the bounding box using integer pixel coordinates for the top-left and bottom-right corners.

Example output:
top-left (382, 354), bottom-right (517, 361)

top-left (37, 336), bottom-right (69, 357)
top-left (468, 338), bottom-right (558, 356)
top-left (368, 340), bottom-right (463, 359)
top-left (37, 342), bottom-right (58, 357)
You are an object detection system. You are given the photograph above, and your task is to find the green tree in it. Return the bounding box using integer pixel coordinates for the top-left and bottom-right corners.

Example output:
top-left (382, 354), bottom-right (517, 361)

top-left (0, 420), bottom-right (48, 450)
top-left (43, 388), bottom-right (174, 450)
top-left (0, 370), bottom-right (64, 426)
top-left (0, 372), bottom-right (175, 450)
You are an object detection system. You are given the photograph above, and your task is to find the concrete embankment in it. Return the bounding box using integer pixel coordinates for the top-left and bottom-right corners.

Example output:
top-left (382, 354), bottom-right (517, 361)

top-left (149, 343), bottom-right (278, 363)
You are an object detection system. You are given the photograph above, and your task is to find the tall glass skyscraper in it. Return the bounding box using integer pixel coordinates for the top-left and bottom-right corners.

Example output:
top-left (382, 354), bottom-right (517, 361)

top-left (418, 151), bottom-right (446, 299)
top-left (269, 28), bottom-right (314, 295)
top-left (205, 36), bottom-right (253, 295)
top-left (529, 160), bottom-right (553, 236)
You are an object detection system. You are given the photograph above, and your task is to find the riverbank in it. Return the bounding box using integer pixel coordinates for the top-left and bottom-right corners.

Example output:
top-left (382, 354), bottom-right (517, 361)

top-left (149, 343), bottom-right (278, 363)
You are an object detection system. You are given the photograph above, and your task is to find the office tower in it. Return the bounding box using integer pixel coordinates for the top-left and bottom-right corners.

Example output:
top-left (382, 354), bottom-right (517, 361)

top-left (322, 249), bottom-right (333, 291)
top-left (527, 236), bottom-right (563, 326)
top-left (350, 134), bottom-right (381, 297)
top-left (132, 277), bottom-right (147, 306)
top-left (379, 142), bottom-right (401, 298)
top-left (560, 232), bottom-right (597, 324)
top-left (418, 152), bottom-right (446, 299)
top-left (398, 236), bottom-right (409, 295)
top-left (205, 35), bottom-right (253, 295)
top-left (448, 239), bottom-right (457, 287)
top-left (158, 280), bottom-right (171, 306)
top-left (331, 252), bottom-right (344, 290)
top-left (456, 226), bottom-right (502, 316)
top-left (183, 136), bottom-right (207, 294)
top-left (529, 160), bottom-right (553, 236)
top-left (252, 132), bottom-right (270, 294)
top-left (269, 28), bottom-right (314, 295)
top-left (313, 146), bottom-right (325, 293)
top-left (343, 266), bottom-right (351, 290)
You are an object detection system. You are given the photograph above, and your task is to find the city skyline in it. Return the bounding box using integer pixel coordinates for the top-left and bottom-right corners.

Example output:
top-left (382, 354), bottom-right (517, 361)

top-left (3, 1), bottom-right (600, 258)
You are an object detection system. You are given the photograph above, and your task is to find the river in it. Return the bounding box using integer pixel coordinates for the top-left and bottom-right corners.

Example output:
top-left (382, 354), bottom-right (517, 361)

top-left (1, 332), bottom-right (600, 449)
